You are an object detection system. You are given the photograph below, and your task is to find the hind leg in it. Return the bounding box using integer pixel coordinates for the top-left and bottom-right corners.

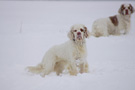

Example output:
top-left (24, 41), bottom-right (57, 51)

top-left (54, 61), bottom-right (67, 76)
top-left (40, 61), bottom-right (56, 77)
top-left (92, 28), bottom-right (109, 37)
top-left (40, 53), bottom-right (57, 77)
top-left (40, 64), bottom-right (55, 77)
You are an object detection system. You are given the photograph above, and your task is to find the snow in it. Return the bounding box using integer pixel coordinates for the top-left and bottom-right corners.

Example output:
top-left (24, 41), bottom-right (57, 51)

top-left (0, 1), bottom-right (135, 90)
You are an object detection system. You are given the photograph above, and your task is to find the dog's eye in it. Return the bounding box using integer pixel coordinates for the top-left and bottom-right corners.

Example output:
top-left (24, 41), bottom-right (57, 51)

top-left (122, 7), bottom-right (125, 10)
top-left (128, 7), bottom-right (131, 9)
top-left (80, 29), bottom-right (84, 32)
top-left (74, 30), bottom-right (77, 32)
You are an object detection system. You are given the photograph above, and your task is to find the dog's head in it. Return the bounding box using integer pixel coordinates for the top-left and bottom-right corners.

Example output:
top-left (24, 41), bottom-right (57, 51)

top-left (118, 4), bottom-right (135, 15)
top-left (68, 24), bottom-right (90, 42)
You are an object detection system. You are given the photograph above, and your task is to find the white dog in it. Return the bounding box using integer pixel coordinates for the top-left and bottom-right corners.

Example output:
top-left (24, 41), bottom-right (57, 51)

top-left (27, 24), bottom-right (90, 77)
top-left (92, 4), bottom-right (134, 37)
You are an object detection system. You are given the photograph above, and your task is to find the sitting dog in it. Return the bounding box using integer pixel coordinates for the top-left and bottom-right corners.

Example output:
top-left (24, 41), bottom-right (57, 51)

top-left (27, 24), bottom-right (90, 77)
top-left (92, 4), bottom-right (134, 37)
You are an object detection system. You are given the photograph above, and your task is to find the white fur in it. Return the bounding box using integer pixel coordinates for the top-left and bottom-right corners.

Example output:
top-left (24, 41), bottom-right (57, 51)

top-left (27, 24), bottom-right (90, 77)
top-left (92, 4), bottom-right (134, 37)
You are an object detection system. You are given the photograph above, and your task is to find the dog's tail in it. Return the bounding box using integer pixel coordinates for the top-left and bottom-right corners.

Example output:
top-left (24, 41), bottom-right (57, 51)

top-left (27, 64), bottom-right (44, 74)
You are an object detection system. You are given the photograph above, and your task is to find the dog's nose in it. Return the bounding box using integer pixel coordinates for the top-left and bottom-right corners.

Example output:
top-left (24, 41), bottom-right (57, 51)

top-left (77, 32), bottom-right (81, 35)
top-left (126, 9), bottom-right (129, 14)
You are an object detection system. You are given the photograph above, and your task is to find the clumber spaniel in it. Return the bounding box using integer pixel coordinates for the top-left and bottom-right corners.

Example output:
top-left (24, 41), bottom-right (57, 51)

top-left (27, 24), bottom-right (90, 77)
top-left (92, 4), bottom-right (134, 37)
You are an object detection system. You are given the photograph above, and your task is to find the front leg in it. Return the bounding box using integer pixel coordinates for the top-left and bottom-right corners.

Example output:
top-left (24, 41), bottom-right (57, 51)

top-left (123, 23), bottom-right (130, 35)
top-left (123, 28), bottom-right (130, 35)
top-left (114, 28), bottom-right (121, 36)
top-left (68, 60), bottom-right (78, 76)
top-left (79, 58), bottom-right (89, 74)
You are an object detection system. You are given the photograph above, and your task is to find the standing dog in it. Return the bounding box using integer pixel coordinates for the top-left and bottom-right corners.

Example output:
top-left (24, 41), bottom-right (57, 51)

top-left (27, 24), bottom-right (90, 77)
top-left (92, 4), bottom-right (134, 37)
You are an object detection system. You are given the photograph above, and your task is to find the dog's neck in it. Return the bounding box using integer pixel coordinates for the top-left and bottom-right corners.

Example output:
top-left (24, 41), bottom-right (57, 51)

top-left (72, 38), bottom-right (86, 47)
top-left (120, 14), bottom-right (131, 22)
top-left (71, 39), bottom-right (86, 60)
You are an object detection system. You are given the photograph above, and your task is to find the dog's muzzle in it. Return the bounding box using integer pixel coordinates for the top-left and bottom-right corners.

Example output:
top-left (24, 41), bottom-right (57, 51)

top-left (77, 32), bottom-right (82, 40)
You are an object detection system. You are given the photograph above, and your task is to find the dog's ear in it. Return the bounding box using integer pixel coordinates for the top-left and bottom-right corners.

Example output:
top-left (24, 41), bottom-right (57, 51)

top-left (68, 29), bottom-right (74, 40)
top-left (84, 27), bottom-right (90, 38)
top-left (129, 4), bottom-right (135, 14)
top-left (118, 4), bottom-right (124, 14)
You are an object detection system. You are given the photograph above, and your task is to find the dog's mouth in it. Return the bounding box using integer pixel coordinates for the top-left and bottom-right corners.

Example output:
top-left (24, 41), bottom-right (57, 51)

top-left (77, 34), bottom-right (82, 40)
top-left (124, 10), bottom-right (131, 15)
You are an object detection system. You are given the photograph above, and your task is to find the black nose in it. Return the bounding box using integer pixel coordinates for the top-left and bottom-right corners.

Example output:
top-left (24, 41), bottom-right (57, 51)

top-left (77, 32), bottom-right (81, 35)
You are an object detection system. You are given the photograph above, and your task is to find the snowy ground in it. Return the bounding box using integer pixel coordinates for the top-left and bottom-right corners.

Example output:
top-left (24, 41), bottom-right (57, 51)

top-left (0, 1), bottom-right (135, 90)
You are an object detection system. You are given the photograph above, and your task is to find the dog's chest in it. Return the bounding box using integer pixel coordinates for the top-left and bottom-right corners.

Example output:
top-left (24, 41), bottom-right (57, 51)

top-left (118, 16), bottom-right (130, 30)
top-left (73, 46), bottom-right (86, 60)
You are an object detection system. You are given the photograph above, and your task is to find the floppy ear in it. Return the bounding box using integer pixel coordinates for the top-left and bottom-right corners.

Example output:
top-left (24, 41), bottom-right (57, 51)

top-left (68, 30), bottom-right (74, 40)
top-left (84, 27), bottom-right (90, 38)
top-left (118, 4), bottom-right (124, 14)
top-left (129, 4), bottom-right (135, 14)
